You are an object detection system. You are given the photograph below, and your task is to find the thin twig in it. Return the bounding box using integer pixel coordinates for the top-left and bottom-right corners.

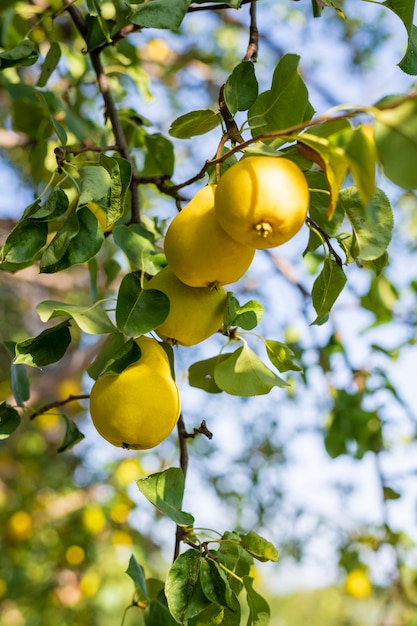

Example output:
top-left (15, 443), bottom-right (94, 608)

top-left (306, 216), bottom-right (344, 267)
top-left (29, 394), bottom-right (90, 420)
top-left (244, 1), bottom-right (259, 61)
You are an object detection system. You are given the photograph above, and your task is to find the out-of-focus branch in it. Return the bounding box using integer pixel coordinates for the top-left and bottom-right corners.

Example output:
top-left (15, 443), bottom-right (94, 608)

top-left (244, 1), bottom-right (259, 61)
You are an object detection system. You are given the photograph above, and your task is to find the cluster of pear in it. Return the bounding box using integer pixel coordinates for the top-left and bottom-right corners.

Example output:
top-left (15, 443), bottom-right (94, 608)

top-left (89, 156), bottom-right (310, 450)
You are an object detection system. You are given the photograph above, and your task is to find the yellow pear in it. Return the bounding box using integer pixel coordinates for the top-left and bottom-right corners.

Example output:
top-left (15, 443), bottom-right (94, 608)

top-left (215, 156), bottom-right (309, 249)
top-left (164, 185), bottom-right (255, 287)
top-left (144, 266), bottom-right (227, 346)
top-left (89, 336), bottom-right (180, 449)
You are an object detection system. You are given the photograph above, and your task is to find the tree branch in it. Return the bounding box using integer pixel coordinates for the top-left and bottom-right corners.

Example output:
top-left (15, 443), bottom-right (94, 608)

top-left (244, 1), bottom-right (259, 61)
top-left (29, 394), bottom-right (90, 420)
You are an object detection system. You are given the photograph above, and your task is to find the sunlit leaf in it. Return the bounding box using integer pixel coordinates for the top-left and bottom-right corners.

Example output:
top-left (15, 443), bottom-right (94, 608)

top-left (243, 576), bottom-right (270, 626)
top-left (126, 554), bottom-right (149, 600)
top-left (129, 0), bottom-right (191, 29)
top-left (265, 340), bottom-right (302, 373)
top-left (169, 110), bottom-right (220, 139)
top-left (36, 299), bottom-right (116, 335)
top-left (240, 530), bottom-right (279, 563)
top-left (188, 356), bottom-right (225, 394)
top-left (214, 343), bottom-right (288, 396)
top-left (137, 468), bottom-right (194, 526)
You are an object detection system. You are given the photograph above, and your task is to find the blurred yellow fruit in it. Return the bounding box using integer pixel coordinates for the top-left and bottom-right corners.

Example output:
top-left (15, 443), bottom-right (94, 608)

top-left (110, 503), bottom-right (131, 524)
top-left (215, 156), bottom-right (309, 249)
top-left (345, 569), bottom-right (372, 599)
top-left (65, 545), bottom-right (85, 566)
top-left (80, 570), bottom-right (101, 597)
top-left (82, 505), bottom-right (106, 534)
top-left (89, 336), bottom-right (180, 449)
top-left (144, 266), bottom-right (227, 346)
top-left (114, 458), bottom-right (143, 487)
top-left (164, 185), bottom-right (255, 287)
top-left (146, 38), bottom-right (173, 63)
top-left (7, 511), bottom-right (32, 541)
top-left (112, 530), bottom-right (132, 546)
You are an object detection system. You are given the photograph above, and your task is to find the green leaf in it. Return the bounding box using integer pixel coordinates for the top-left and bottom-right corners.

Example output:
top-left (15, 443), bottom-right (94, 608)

top-left (265, 340), bottom-right (302, 373)
top-left (297, 133), bottom-right (349, 219)
top-left (78, 165), bottom-right (112, 205)
top-left (240, 531), bottom-right (279, 563)
top-left (169, 110), bottom-right (220, 139)
top-left (199, 558), bottom-right (235, 610)
top-left (10, 363), bottom-right (30, 407)
top-left (14, 321), bottom-right (71, 367)
top-left (0, 40), bottom-right (38, 69)
top-left (112, 224), bottom-right (166, 274)
top-left (0, 403), bottom-right (21, 440)
top-left (86, 333), bottom-right (127, 380)
top-left (145, 600), bottom-right (178, 626)
top-left (58, 415), bottom-right (85, 452)
top-left (224, 61), bottom-right (259, 114)
top-left (214, 343), bottom-right (288, 396)
top-left (234, 300), bottom-right (264, 331)
top-left (188, 356), bottom-right (225, 394)
top-left (399, 24), bottom-right (417, 74)
top-left (0, 220), bottom-right (48, 268)
top-left (126, 554), bottom-right (149, 600)
top-left (99, 339), bottom-right (142, 376)
top-left (340, 187), bottom-right (394, 261)
top-left (374, 97), bottom-right (417, 189)
top-left (36, 299), bottom-right (116, 335)
top-left (248, 54), bottom-right (313, 139)
top-left (243, 577), bottom-right (270, 626)
top-left (40, 207), bottom-right (104, 273)
top-left (223, 292), bottom-right (240, 331)
top-left (37, 42), bottom-right (62, 87)
top-left (311, 259), bottom-right (347, 325)
top-left (143, 133), bottom-right (175, 177)
top-left (99, 154), bottom-right (132, 224)
top-left (26, 188), bottom-right (69, 222)
top-left (116, 273), bottom-right (170, 336)
top-left (137, 468), bottom-right (194, 527)
top-left (165, 550), bottom-right (210, 623)
top-left (129, 0), bottom-right (191, 29)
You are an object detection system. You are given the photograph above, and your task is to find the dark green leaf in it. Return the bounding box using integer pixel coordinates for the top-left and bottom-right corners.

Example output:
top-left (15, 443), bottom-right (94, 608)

top-left (374, 97), bottom-right (417, 189)
top-left (14, 321), bottom-right (71, 367)
top-left (143, 133), bottom-right (175, 177)
top-left (165, 550), bottom-right (210, 622)
top-left (86, 333), bottom-right (127, 380)
top-left (37, 42), bottom-right (61, 87)
top-left (99, 154), bottom-right (132, 224)
top-left (116, 273), bottom-right (170, 336)
top-left (340, 187), bottom-right (394, 261)
top-left (240, 531), bottom-right (279, 563)
top-left (99, 339), bottom-right (142, 376)
top-left (214, 344), bottom-right (288, 396)
top-left (26, 188), bottom-right (69, 222)
top-left (224, 61), bottom-right (259, 114)
top-left (399, 24), bottom-right (417, 74)
top-left (137, 468), bottom-right (194, 526)
top-left (36, 299), bottom-right (116, 335)
top-left (112, 224), bottom-right (165, 274)
top-left (200, 558), bottom-right (235, 609)
top-left (10, 363), bottom-right (30, 407)
top-left (126, 554), bottom-right (149, 600)
top-left (311, 259), bottom-right (347, 325)
top-left (188, 356), bottom-right (226, 394)
top-left (0, 40), bottom-right (38, 69)
top-left (243, 577), bottom-right (270, 626)
top-left (0, 403), bottom-right (21, 440)
top-left (58, 415), bottom-right (85, 452)
top-left (265, 340), bottom-right (302, 373)
top-left (223, 292), bottom-right (241, 332)
top-left (169, 110), bottom-right (220, 139)
top-left (0, 220), bottom-right (48, 268)
top-left (248, 54), bottom-right (313, 139)
top-left (145, 600), bottom-right (178, 626)
top-left (40, 207), bottom-right (104, 273)
top-left (129, 0), bottom-right (191, 30)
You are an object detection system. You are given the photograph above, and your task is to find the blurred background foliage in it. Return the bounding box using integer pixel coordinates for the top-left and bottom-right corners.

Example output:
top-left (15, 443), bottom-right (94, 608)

top-left (1, 0), bottom-right (417, 625)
